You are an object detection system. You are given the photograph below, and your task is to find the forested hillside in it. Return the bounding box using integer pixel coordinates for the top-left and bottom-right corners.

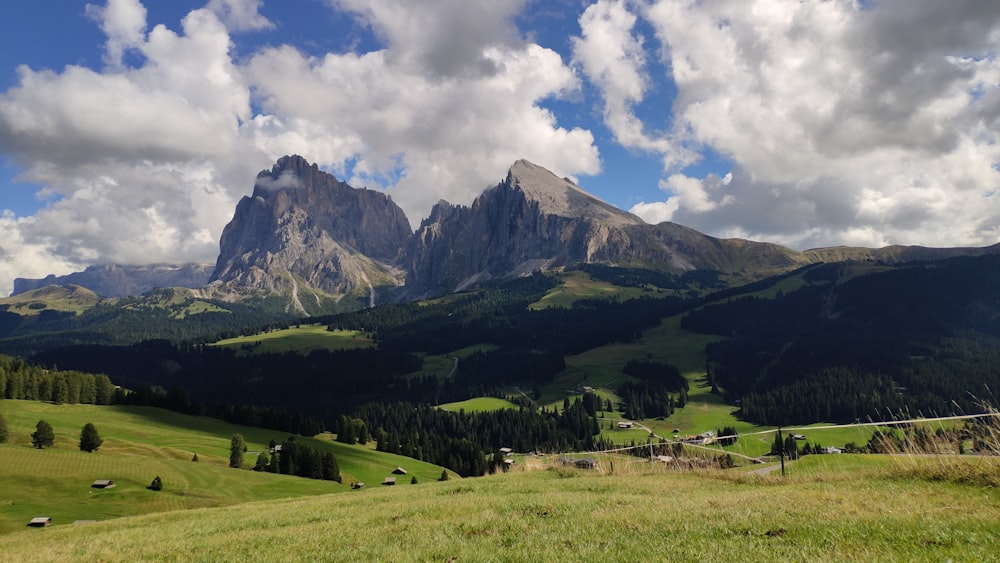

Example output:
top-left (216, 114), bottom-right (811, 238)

top-left (684, 255), bottom-right (1000, 424)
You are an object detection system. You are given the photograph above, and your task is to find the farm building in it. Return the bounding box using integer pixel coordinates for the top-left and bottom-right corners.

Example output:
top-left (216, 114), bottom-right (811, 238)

top-left (28, 517), bottom-right (51, 527)
top-left (352, 482), bottom-right (365, 489)
top-left (91, 479), bottom-right (115, 489)
top-left (617, 421), bottom-right (634, 429)
top-left (392, 467), bottom-right (407, 475)
top-left (383, 477), bottom-right (396, 486)
top-left (499, 447), bottom-right (513, 455)
top-left (824, 446), bottom-right (843, 454)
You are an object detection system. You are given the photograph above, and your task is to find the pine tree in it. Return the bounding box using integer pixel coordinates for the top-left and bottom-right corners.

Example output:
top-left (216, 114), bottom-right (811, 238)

top-left (192, 453), bottom-right (199, 462)
top-left (31, 420), bottom-right (54, 449)
top-left (321, 451), bottom-right (341, 482)
top-left (253, 450), bottom-right (270, 471)
top-left (410, 475), bottom-right (418, 484)
top-left (229, 433), bottom-right (247, 468)
top-left (439, 469), bottom-right (449, 481)
top-left (149, 476), bottom-right (163, 491)
top-left (79, 422), bottom-right (103, 452)
top-left (0, 412), bottom-right (8, 444)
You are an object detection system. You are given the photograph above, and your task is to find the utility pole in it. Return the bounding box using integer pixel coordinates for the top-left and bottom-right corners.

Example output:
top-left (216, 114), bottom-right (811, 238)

top-left (778, 425), bottom-right (785, 477)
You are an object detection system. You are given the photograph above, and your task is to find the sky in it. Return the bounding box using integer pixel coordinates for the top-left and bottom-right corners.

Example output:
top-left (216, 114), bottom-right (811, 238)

top-left (1, 0), bottom-right (1000, 296)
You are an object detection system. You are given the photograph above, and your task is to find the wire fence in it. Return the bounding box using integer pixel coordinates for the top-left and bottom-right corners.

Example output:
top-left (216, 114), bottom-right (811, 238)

top-left (534, 411), bottom-right (1000, 474)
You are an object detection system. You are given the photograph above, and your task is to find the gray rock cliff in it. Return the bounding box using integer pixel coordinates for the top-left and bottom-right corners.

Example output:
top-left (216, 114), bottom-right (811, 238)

top-left (210, 155), bottom-right (412, 303)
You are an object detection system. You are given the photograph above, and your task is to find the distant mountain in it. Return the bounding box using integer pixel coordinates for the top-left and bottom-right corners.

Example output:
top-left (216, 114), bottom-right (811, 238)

top-left (16, 156), bottom-right (1000, 307)
top-left (406, 160), bottom-right (808, 296)
top-left (12, 263), bottom-right (212, 298)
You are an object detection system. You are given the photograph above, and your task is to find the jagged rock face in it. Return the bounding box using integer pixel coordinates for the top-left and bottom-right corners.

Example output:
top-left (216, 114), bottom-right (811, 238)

top-left (210, 155), bottom-right (412, 297)
top-left (12, 263), bottom-right (213, 298)
top-left (405, 159), bottom-right (808, 295)
top-left (406, 160), bottom-right (643, 294)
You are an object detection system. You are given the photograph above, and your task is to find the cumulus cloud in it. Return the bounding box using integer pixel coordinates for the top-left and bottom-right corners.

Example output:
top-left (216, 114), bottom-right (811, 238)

top-left (86, 0), bottom-right (148, 68)
top-left (206, 0), bottom-right (274, 32)
top-left (571, 0), bottom-right (672, 154)
top-left (0, 5), bottom-right (271, 295)
top-left (620, 0), bottom-right (1000, 249)
top-left (333, 0), bottom-right (528, 78)
top-left (247, 0), bottom-right (599, 224)
top-left (0, 0), bottom-right (600, 295)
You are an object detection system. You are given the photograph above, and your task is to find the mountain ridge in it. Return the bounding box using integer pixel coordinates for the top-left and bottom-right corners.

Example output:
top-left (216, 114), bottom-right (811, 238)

top-left (12, 156), bottom-right (1000, 303)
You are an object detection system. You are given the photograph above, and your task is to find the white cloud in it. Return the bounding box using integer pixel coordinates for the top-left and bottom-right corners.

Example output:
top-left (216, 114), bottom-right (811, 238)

top-left (0, 0), bottom-right (600, 294)
top-left (333, 0), bottom-right (528, 78)
top-left (0, 212), bottom-right (88, 294)
top-left (246, 2), bottom-right (600, 225)
top-left (625, 0), bottom-right (1000, 248)
top-left (86, 0), bottom-right (148, 68)
top-left (572, 0), bottom-right (672, 154)
top-left (206, 0), bottom-right (274, 32)
top-left (0, 4), bottom-right (269, 295)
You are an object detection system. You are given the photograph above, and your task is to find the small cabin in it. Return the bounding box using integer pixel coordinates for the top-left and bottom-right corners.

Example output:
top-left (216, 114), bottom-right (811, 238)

top-left (618, 421), bottom-right (634, 429)
top-left (28, 517), bottom-right (52, 527)
top-left (499, 447), bottom-right (513, 456)
top-left (91, 479), bottom-right (116, 489)
top-left (383, 477), bottom-right (396, 486)
top-left (392, 467), bottom-right (407, 475)
top-left (352, 482), bottom-right (365, 489)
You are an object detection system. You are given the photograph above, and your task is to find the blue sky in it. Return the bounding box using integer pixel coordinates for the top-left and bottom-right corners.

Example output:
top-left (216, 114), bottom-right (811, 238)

top-left (1, 0), bottom-right (999, 295)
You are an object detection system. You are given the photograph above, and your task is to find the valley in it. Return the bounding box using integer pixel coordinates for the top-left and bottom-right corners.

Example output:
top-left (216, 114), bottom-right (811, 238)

top-left (2, 157), bottom-right (1000, 559)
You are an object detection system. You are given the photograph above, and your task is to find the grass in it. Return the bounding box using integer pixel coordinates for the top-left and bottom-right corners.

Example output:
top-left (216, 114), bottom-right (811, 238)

top-left (0, 400), bottom-right (452, 534)
top-left (0, 285), bottom-right (101, 316)
top-left (208, 325), bottom-right (374, 354)
top-left (1, 454), bottom-right (998, 561)
top-left (438, 397), bottom-right (520, 413)
top-left (407, 344), bottom-right (499, 380)
top-left (529, 271), bottom-right (655, 309)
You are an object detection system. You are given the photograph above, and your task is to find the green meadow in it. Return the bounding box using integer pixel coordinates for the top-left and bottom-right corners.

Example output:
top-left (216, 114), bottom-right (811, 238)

top-left (1, 453), bottom-right (997, 561)
top-left (0, 400), bottom-right (452, 534)
top-left (208, 324), bottom-right (374, 354)
top-left (438, 397), bottom-right (521, 413)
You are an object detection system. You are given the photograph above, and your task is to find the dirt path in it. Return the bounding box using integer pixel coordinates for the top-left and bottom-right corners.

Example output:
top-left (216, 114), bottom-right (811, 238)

top-left (748, 462), bottom-right (786, 477)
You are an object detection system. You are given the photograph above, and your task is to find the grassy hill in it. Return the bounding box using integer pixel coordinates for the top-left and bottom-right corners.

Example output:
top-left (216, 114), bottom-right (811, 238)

top-left (0, 285), bottom-right (102, 317)
top-left (0, 454), bottom-right (997, 560)
top-left (208, 324), bottom-right (374, 354)
top-left (0, 400), bottom-right (453, 534)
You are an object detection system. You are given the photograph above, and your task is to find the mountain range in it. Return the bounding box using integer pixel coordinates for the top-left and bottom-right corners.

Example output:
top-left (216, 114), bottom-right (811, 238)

top-left (12, 155), bottom-right (1000, 305)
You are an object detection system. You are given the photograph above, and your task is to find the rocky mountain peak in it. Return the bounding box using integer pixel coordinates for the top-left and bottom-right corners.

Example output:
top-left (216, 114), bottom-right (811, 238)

top-left (209, 155), bottom-right (412, 311)
top-left (504, 159), bottom-right (644, 226)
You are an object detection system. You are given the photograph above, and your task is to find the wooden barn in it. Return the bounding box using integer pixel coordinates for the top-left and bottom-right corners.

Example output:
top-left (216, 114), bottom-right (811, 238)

top-left (91, 479), bottom-right (116, 489)
top-left (28, 517), bottom-right (51, 527)
top-left (383, 477), bottom-right (396, 486)
top-left (392, 467), bottom-right (407, 475)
